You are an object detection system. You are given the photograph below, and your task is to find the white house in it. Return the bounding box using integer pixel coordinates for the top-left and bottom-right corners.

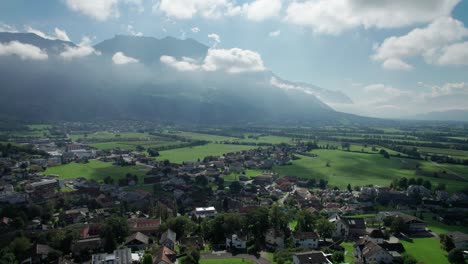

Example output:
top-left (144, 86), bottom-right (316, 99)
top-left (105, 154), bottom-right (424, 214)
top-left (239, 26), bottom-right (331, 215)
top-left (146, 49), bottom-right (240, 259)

top-left (226, 234), bottom-right (247, 249)
top-left (194, 207), bottom-right (217, 218)
top-left (355, 240), bottom-right (393, 264)
top-left (293, 232), bottom-right (319, 249)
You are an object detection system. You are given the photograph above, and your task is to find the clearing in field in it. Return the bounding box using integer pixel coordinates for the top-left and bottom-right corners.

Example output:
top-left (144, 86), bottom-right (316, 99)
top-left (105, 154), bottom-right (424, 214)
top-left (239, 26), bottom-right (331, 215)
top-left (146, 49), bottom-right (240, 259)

top-left (274, 149), bottom-right (468, 192)
top-left (157, 143), bottom-right (258, 164)
top-left (44, 160), bottom-right (149, 182)
top-left (401, 238), bottom-right (448, 264)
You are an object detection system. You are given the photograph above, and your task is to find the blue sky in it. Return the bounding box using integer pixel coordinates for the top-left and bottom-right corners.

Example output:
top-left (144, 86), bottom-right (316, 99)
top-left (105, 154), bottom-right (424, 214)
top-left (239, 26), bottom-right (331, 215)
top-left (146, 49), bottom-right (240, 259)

top-left (1, 0), bottom-right (468, 118)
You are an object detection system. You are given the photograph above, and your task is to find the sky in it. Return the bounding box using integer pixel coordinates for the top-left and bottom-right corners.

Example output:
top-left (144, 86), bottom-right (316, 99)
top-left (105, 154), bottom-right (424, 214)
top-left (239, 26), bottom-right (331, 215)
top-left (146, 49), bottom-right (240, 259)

top-left (1, 0), bottom-right (468, 118)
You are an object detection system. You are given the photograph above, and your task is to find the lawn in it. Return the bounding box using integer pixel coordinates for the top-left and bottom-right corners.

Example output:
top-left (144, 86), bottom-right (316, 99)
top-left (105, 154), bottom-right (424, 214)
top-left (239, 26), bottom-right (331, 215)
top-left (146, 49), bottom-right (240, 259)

top-left (274, 149), bottom-right (468, 192)
top-left (157, 143), bottom-right (258, 164)
top-left (199, 259), bottom-right (255, 264)
top-left (341, 242), bottom-right (355, 264)
top-left (44, 160), bottom-right (149, 182)
top-left (421, 213), bottom-right (468, 235)
top-left (401, 238), bottom-right (449, 264)
top-left (225, 169), bottom-right (268, 181)
top-left (418, 146), bottom-right (468, 159)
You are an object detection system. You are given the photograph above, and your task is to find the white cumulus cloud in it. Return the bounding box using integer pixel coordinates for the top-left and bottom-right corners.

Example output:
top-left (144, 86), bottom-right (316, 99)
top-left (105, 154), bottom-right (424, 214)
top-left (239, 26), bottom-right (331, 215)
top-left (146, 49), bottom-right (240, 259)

top-left (191, 27), bottom-right (200, 33)
top-left (60, 37), bottom-right (101, 60)
top-left (0, 41), bottom-right (48, 60)
top-left (155, 0), bottom-right (240, 20)
top-left (65, 0), bottom-right (119, 21)
top-left (127, 25), bottom-right (143, 36)
top-left (285, 0), bottom-right (460, 35)
top-left (373, 17), bottom-right (468, 70)
top-left (112, 51), bottom-right (139, 65)
top-left (242, 0), bottom-right (282, 21)
top-left (208, 33), bottom-right (221, 47)
top-left (160, 48), bottom-right (266, 73)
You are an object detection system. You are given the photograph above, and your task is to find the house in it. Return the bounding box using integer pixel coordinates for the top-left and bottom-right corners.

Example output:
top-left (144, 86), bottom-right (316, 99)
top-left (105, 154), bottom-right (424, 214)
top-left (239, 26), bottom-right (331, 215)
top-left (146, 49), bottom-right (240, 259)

top-left (159, 229), bottom-right (176, 251)
top-left (354, 240), bottom-right (393, 264)
top-left (25, 179), bottom-right (58, 199)
top-left (367, 229), bottom-right (386, 244)
top-left (128, 218), bottom-right (161, 235)
top-left (293, 232), bottom-right (319, 249)
top-left (253, 174), bottom-right (274, 186)
top-left (23, 244), bottom-right (53, 264)
top-left (194, 207), bottom-right (217, 218)
top-left (125, 232), bottom-right (150, 251)
top-left (180, 236), bottom-right (205, 251)
top-left (293, 251), bottom-right (332, 264)
top-left (91, 247), bottom-right (132, 264)
top-left (329, 214), bottom-right (366, 239)
top-left (72, 238), bottom-right (102, 257)
top-left (152, 246), bottom-right (177, 264)
top-left (63, 208), bottom-right (89, 224)
top-left (400, 214), bottom-right (426, 233)
top-left (446, 231), bottom-right (468, 250)
top-left (226, 234), bottom-right (247, 250)
top-left (265, 228), bottom-right (285, 249)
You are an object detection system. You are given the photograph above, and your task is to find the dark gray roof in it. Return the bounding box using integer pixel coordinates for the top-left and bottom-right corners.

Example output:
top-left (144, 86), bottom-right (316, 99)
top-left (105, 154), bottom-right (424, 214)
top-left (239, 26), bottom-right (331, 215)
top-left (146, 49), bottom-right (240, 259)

top-left (294, 252), bottom-right (331, 264)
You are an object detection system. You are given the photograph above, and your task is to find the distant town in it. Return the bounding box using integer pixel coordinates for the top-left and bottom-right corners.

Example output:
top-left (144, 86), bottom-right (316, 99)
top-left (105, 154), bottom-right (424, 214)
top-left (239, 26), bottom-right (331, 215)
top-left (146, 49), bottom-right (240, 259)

top-left (0, 122), bottom-right (467, 264)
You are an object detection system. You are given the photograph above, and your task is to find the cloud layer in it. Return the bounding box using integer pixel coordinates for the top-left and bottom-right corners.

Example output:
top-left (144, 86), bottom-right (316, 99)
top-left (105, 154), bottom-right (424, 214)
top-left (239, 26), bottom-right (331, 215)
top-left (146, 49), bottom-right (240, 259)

top-left (161, 48), bottom-right (265, 73)
top-left (0, 41), bottom-right (48, 60)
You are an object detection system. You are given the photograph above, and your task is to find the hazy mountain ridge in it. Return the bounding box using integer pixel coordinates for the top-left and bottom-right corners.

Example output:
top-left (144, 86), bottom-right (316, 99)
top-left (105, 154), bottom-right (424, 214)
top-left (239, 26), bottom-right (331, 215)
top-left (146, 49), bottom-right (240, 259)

top-left (408, 110), bottom-right (468, 122)
top-left (0, 32), bottom-right (374, 125)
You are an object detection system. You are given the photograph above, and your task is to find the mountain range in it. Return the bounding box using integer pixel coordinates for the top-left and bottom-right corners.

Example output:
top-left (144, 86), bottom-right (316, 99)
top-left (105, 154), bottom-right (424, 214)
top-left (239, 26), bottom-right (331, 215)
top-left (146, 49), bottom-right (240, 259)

top-left (0, 32), bottom-right (375, 125)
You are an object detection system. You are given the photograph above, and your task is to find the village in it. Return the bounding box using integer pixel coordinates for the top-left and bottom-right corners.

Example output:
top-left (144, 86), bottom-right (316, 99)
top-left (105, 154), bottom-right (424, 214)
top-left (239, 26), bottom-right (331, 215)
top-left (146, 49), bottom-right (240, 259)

top-left (0, 132), bottom-right (467, 264)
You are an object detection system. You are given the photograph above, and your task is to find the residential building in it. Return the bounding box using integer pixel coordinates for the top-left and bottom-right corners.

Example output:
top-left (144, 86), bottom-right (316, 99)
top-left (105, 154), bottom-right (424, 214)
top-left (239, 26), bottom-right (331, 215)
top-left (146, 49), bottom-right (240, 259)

top-left (293, 251), bottom-right (332, 264)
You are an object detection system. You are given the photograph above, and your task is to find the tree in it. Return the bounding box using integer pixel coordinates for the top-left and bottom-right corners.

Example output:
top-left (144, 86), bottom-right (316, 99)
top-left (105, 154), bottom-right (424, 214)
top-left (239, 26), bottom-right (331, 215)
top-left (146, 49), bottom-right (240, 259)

top-left (142, 253), bottom-right (153, 264)
top-left (148, 148), bottom-right (160, 157)
top-left (398, 177), bottom-right (408, 189)
top-left (347, 184), bottom-right (352, 192)
top-left (135, 145), bottom-right (145, 152)
top-left (390, 217), bottom-right (404, 234)
top-left (270, 204), bottom-right (288, 233)
top-left (448, 248), bottom-right (465, 264)
top-left (401, 254), bottom-right (418, 264)
top-left (331, 251), bottom-right (344, 263)
top-left (316, 218), bottom-right (335, 239)
top-left (100, 216), bottom-right (129, 252)
top-left (440, 234), bottom-right (456, 252)
top-left (194, 175), bottom-right (208, 187)
top-left (422, 180), bottom-right (432, 191)
top-left (436, 183), bottom-right (446, 191)
top-left (12, 217), bottom-right (24, 229)
top-left (0, 248), bottom-right (17, 264)
top-left (164, 216), bottom-right (196, 239)
top-left (245, 207), bottom-right (270, 244)
top-left (229, 181), bottom-right (242, 194)
top-left (318, 179), bottom-right (328, 189)
top-left (296, 209), bottom-right (316, 232)
top-left (9, 237), bottom-right (31, 260)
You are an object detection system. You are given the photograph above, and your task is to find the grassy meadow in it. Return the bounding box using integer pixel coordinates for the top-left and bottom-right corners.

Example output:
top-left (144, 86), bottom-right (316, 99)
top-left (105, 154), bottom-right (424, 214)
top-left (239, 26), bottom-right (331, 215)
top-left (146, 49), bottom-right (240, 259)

top-left (157, 143), bottom-right (258, 164)
top-left (401, 238), bottom-right (449, 264)
top-left (274, 149), bottom-right (468, 192)
top-left (44, 160), bottom-right (149, 182)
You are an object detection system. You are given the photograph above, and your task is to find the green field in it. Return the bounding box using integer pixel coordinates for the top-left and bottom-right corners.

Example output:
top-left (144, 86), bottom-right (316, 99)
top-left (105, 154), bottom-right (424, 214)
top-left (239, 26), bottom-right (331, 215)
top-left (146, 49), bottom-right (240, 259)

top-left (401, 238), bottom-right (448, 264)
top-left (157, 143), bottom-right (258, 164)
top-left (418, 146), bottom-right (468, 159)
top-left (164, 131), bottom-right (238, 142)
top-left (44, 160), bottom-right (149, 182)
top-left (274, 149), bottom-right (468, 192)
top-left (90, 140), bottom-right (178, 150)
top-left (70, 131), bottom-right (154, 141)
top-left (199, 259), bottom-right (255, 264)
